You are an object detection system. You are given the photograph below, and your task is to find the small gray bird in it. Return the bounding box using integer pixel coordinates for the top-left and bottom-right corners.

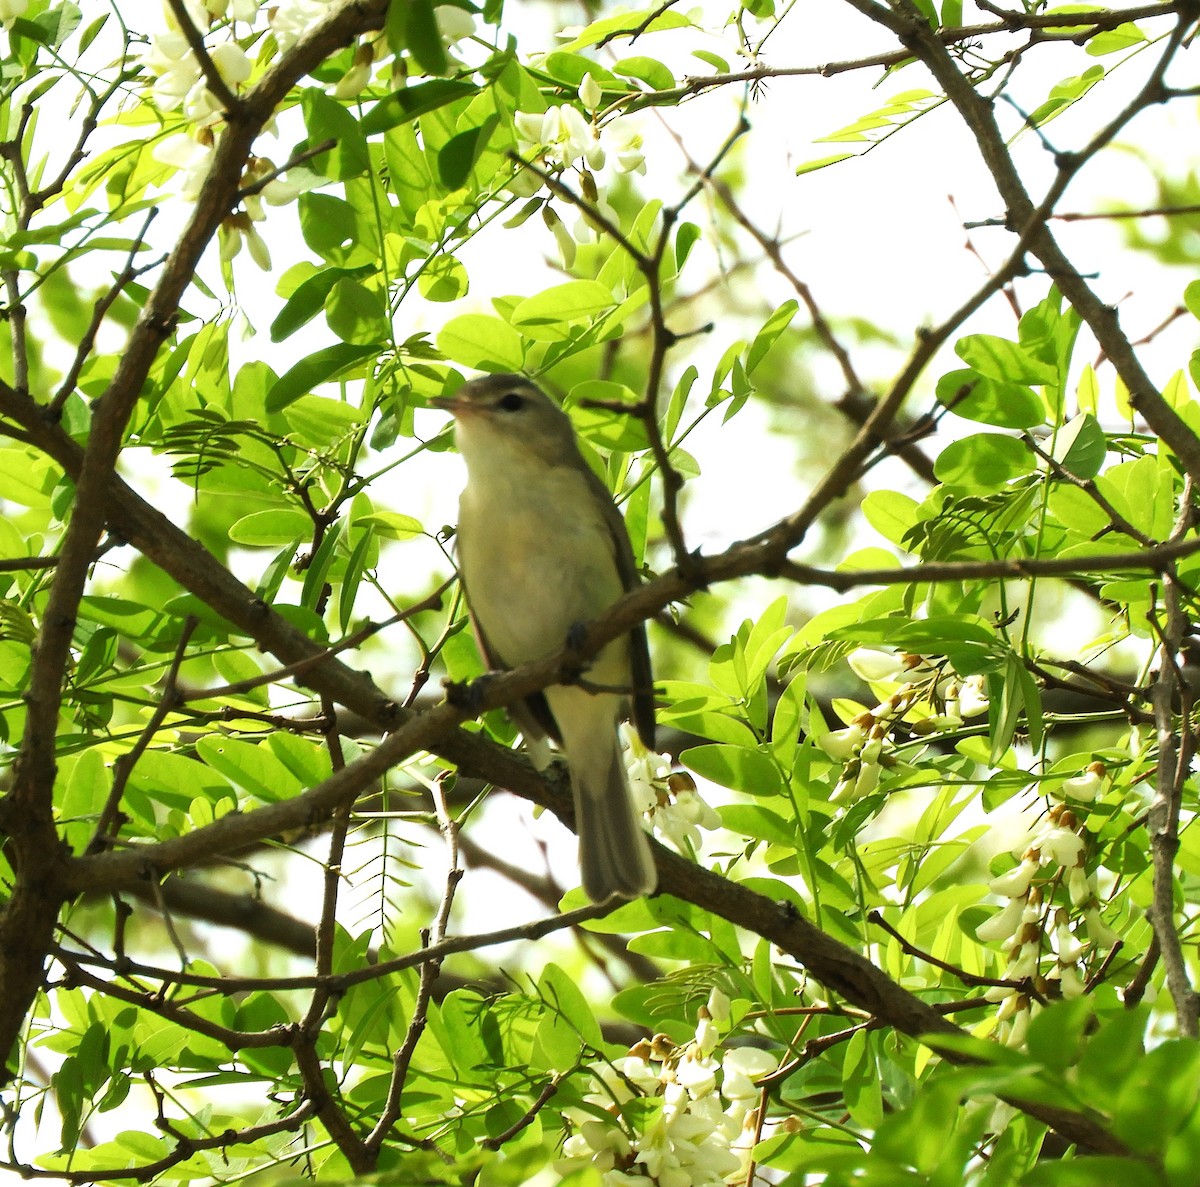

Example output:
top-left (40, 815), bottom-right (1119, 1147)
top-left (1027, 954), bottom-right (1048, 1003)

top-left (433, 374), bottom-right (657, 900)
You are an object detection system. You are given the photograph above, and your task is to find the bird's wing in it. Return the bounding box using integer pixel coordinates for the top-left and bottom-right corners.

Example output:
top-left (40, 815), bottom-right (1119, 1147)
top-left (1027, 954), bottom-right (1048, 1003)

top-left (587, 467), bottom-right (656, 750)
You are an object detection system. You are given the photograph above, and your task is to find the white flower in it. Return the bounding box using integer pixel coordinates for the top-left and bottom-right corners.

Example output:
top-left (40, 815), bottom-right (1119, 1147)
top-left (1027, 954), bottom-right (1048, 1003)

top-left (270, 0), bottom-right (330, 52)
top-left (1004, 1005), bottom-right (1031, 1048)
top-left (706, 987), bottom-right (730, 1023)
top-left (1054, 962), bottom-right (1087, 999)
top-left (219, 214), bottom-right (272, 270)
top-left (546, 205), bottom-right (576, 268)
top-left (1067, 862), bottom-right (1093, 907)
top-left (959, 673), bottom-right (990, 717)
top-left (976, 895), bottom-right (1025, 943)
top-left (652, 787), bottom-right (720, 851)
top-left (435, 5), bottom-right (475, 45)
top-left (675, 1052), bottom-right (718, 1099)
top-left (145, 30), bottom-right (202, 109)
top-left (1005, 941), bottom-right (1040, 982)
top-left (1061, 761), bottom-right (1106, 803)
top-left (847, 647), bottom-right (905, 683)
top-left (259, 166), bottom-right (321, 207)
top-left (1036, 825), bottom-right (1084, 867)
top-left (694, 1015), bottom-right (719, 1058)
top-left (621, 722), bottom-right (670, 813)
top-left (153, 131), bottom-right (215, 200)
top-left (816, 722), bottom-right (866, 760)
top-left (579, 72), bottom-right (602, 112)
top-left (0, 0), bottom-right (27, 28)
top-left (988, 857), bottom-right (1038, 899)
top-left (210, 40), bottom-right (252, 85)
top-left (831, 759), bottom-right (880, 803)
top-left (860, 725), bottom-right (888, 765)
top-left (722, 1048), bottom-right (776, 1101)
top-left (515, 103), bottom-right (596, 167)
top-left (1055, 919), bottom-right (1087, 963)
top-left (601, 115), bottom-right (646, 173)
top-left (333, 59), bottom-right (372, 99)
top-left (1083, 905), bottom-right (1119, 948)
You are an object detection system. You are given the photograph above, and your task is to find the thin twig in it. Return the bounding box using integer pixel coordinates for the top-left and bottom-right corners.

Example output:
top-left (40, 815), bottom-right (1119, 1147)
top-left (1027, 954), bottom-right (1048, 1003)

top-left (49, 210), bottom-right (162, 420)
top-left (87, 615), bottom-right (199, 854)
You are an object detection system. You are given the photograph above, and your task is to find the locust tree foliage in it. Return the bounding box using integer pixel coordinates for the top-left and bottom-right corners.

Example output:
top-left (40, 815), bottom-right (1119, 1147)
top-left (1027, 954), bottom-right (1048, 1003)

top-left (0, 0), bottom-right (1199, 1183)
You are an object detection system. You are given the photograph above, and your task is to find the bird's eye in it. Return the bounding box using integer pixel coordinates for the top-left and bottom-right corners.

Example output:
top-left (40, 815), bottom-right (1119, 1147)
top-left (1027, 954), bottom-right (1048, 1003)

top-left (497, 392), bottom-right (525, 412)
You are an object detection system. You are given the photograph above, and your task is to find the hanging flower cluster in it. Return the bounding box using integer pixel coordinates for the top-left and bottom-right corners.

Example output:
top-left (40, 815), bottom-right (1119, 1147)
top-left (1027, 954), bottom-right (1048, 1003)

top-left (140, 0), bottom-right (472, 270)
top-left (557, 991), bottom-right (777, 1186)
top-left (977, 791), bottom-right (1119, 1047)
top-left (622, 724), bottom-right (720, 855)
top-left (817, 647), bottom-right (990, 804)
top-left (514, 74), bottom-right (646, 177)
top-left (142, 1), bottom-right (331, 269)
top-left (511, 73), bottom-right (647, 266)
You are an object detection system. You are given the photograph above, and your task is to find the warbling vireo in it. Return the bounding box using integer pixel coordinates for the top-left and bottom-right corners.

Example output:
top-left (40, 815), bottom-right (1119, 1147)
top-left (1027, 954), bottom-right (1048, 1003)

top-left (433, 374), bottom-right (657, 901)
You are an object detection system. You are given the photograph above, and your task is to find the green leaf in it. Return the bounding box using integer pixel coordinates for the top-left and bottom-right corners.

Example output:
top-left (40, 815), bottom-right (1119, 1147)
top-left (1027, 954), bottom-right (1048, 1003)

top-left (339, 530), bottom-right (374, 635)
top-left (555, 7), bottom-right (693, 52)
top-left (934, 433), bottom-right (1032, 488)
top-left (842, 1031), bottom-right (883, 1129)
top-left (796, 152), bottom-right (855, 175)
top-left (692, 49), bottom-right (729, 72)
top-left (228, 509), bottom-right (311, 546)
top-left (611, 55), bottom-right (675, 91)
top-left (283, 394), bottom-right (364, 445)
top-left (862, 490), bottom-right (919, 546)
top-left (511, 280), bottom-right (615, 327)
top-left (386, 0), bottom-right (451, 76)
top-left (195, 736), bottom-right (302, 802)
top-left (956, 334), bottom-right (1058, 385)
top-left (1085, 22), bottom-right (1146, 56)
top-left (265, 343), bottom-right (379, 413)
top-left (417, 253), bottom-right (468, 302)
top-left (1052, 412), bottom-right (1107, 478)
top-left (271, 266), bottom-right (369, 342)
top-left (437, 314), bottom-right (524, 370)
top-left (1186, 279), bottom-right (1200, 322)
top-left (538, 963), bottom-right (603, 1047)
top-left (1026, 997), bottom-right (1094, 1072)
top-left (682, 744), bottom-right (783, 797)
top-left (1111, 1040), bottom-right (1200, 1155)
top-left (936, 368), bottom-right (1044, 429)
top-left (301, 89), bottom-right (369, 181)
top-left (746, 300), bottom-right (799, 374)
top-left (353, 511), bottom-right (425, 540)
top-left (437, 116), bottom-right (500, 190)
top-left (675, 221), bottom-right (701, 272)
top-left (326, 278), bottom-right (389, 345)
top-left (361, 79), bottom-right (479, 135)
top-left (720, 803), bottom-right (796, 847)
top-left (301, 519), bottom-right (344, 612)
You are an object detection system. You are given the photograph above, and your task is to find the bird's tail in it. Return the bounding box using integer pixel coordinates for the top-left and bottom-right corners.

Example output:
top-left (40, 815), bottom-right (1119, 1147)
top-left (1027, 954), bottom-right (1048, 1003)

top-left (569, 718), bottom-right (657, 901)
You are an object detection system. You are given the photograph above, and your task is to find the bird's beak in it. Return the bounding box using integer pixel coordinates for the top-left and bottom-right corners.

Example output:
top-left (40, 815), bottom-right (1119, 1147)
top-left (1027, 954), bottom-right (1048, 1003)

top-left (430, 394), bottom-right (482, 419)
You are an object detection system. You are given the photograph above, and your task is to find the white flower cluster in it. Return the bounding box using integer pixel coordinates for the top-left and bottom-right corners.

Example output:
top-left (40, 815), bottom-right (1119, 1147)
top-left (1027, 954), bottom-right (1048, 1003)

top-left (622, 724), bottom-right (720, 854)
top-left (978, 801), bottom-right (1119, 1046)
top-left (557, 990), bottom-right (777, 1186)
top-left (514, 74), bottom-right (645, 176)
top-left (817, 647), bottom-right (990, 804)
top-left (510, 74), bottom-right (646, 264)
top-left (144, 0), bottom-right (257, 123)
